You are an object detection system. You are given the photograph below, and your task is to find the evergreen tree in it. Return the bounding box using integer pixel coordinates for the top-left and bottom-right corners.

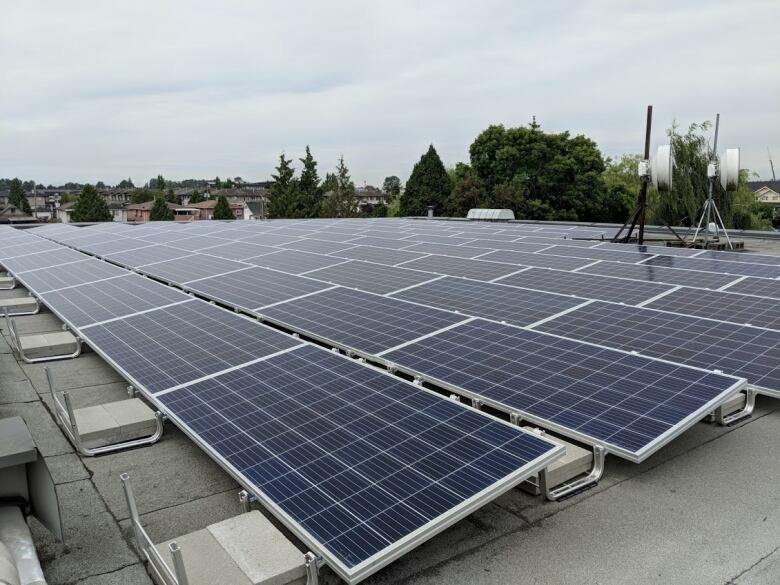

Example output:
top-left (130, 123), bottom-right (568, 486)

top-left (188, 190), bottom-right (205, 204)
top-left (211, 195), bottom-right (234, 220)
top-left (157, 174), bottom-right (166, 191)
top-left (320, 156), bottom-right (358, 218)
top-left (8, 178), bottom-right (32, 214)
top-left (298, 146), bottom-right (323, 218)
top-left (130, 188), bottom-right (156, 204)
top-left (71, 184), bottom-right (112, 222)
top-left (400, 145), bottom-right (452, 216)
top-left (214, 176), bottom-right (222, 189)
top-left (150, 196), bottom-right (174, 221)
top-left (268, 153), bottom-right (300, 218)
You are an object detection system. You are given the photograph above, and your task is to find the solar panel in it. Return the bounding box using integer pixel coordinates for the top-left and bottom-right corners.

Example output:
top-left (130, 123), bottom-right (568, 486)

top-left (199, 242), bottom-right (278, 261)
top-left (260, 287), bottom-right (469, 354)
top-left (77, 238), bottom-right (154, 257)
top-left (389, 276), bottom-right (589, 327)
top-left (642, 255), bottom-right (780, 278)
top-left (464, 239), bottom-right (553, 253)
top-left (495, 267), bottom-right (676, 305)
top-left (40, 274), bottom-right (192, 327)
top-left (80, 300), bottom-right (301, 394)
top-left (305, 261), bottom-right (437, 294)
top-left (696, 250), bottom-right (780, 265)
top-left (235, 233), bottom-right (308, 246)
top-left (136, 231), bottom-right (194, 244)
top-left (593, 243), bottom-right (703, 257)
top-left (405, 235), bottom-right (482, 246)
top-left (0, 248), bottom-right (87, 272)
top-left (0, 240), bottom-right (63, 259)
top-left (400, 255), bottom-right (521, 282)
top-left (184, 267), bottom-right (334, 311)
top-left (168, 235), bottom-right (233, 252)
top-left (12, 258), bottom-right (128, 293)
top-left (103, 245), bottom-right (193, 267)
top-left (532, 301), bottom-right (780, 395)
top-left (722, 277), bottom-right (780, 300)
top-left (282, 238), bottom-right (357, 254)
top-left (139, 254), bottom-right (248, 284)
top-left (159, 345), bottom-right (561, 581)
top-left (345, 236), bottom-right (417, 249)
top-left (538, 245), bottom-right (652, 263)
top-left (515, 236), bottom-right (600, 248)
top-left (332, 245), bottom-right (427, 266)
top-left (382, 319), bottom-right (744, 460)
top-left (248, 249), bottom-right (350, 274)
top-left (476, 250), bottom-right (593, 271)
top-left (401, 243), bottom-right (491, 259)
top-left (643, 287), bottom-right (780, 330)
top-left (580, 261), bottom-right (740, 290)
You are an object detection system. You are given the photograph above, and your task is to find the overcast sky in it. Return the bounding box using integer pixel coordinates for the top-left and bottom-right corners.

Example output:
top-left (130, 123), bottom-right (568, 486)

top-left (1, 1), bottom-right (778, 187)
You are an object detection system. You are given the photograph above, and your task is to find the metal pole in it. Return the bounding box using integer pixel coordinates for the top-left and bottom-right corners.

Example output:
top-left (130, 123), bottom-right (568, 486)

top-left (638, 105), bottom-right (653, 245)
top-left (169, 542), bottom-right (189, 585)
top-left (704, 113), bottom-right (720, 246)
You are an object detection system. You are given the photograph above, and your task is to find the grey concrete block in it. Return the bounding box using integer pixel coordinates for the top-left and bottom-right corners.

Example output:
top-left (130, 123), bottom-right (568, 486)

top-left (0, 297), bottom-right (38, 314)
top-left (0, 276), bottom-right (14, 288)
top-left (1, 313), bottom-right (63, 337)
top-left (155, 529), bottom-right (251, 585)
top-left (18, 331), bottom-right (79, 359)
top-left (101, 399), bottom-right (157, 441)
top-left (73, 404), bottom-right (120, 447)
top-left (208, 511), bottom-right (306, 585)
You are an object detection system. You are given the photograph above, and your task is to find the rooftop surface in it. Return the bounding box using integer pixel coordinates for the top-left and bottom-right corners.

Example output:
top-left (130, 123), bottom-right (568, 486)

top-left (1, 225), bottom-right (779, 585)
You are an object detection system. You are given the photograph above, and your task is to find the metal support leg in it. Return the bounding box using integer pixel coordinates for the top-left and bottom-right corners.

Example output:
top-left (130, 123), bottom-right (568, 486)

top-left (715, 389), bottom-right (757, 426)
top-left (0, 276), bottom-right (15, 290)
top-left (539, 445), bottom-right (607, 501)
top-left (304, 552), bottom-right (321, 585)
top-left (8, 313), bottom-right (82, 363)
top-left (238, 489), bottom-right (256, 513)
top-left (121, 473), bottom-right (186, 585)
top-left (47, 367), bottom-right (165, 457)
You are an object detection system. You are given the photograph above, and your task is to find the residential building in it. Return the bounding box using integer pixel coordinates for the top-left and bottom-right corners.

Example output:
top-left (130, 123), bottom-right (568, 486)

top-left (187, 199), bottom-right (245, 220)
top-left (750, 180), bottom-right (780, 209)
top-left (0, 204), bottom-right (38, 224)
top-left (126, 201), bottom-right (199, 222)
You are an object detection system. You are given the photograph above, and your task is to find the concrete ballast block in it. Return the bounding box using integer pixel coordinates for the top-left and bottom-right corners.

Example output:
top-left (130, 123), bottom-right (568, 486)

top-left (207, 511), bottom-right (306, 585)
top-left (18, 331), bottom-right (78, 359)
top-left (101, 399), bottom-right (157, 441)
top-left (155, 529), bottom-right (252, 585)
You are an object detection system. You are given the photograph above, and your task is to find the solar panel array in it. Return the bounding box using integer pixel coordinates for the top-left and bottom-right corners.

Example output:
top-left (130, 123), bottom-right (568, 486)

top-left (29, 220), bottom-right (755, 461)
top-left (0, 227), bottom-right (564, 583)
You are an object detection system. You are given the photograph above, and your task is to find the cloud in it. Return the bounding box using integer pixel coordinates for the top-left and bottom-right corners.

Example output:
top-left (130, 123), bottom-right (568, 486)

top-left (1, 0), bottom-right (778, 186)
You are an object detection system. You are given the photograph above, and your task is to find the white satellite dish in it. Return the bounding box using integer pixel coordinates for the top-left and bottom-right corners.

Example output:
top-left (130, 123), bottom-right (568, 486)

top-left (651, 144), bottom-right (673, 192)
top-left (720, 148), bottom-right (740, 191)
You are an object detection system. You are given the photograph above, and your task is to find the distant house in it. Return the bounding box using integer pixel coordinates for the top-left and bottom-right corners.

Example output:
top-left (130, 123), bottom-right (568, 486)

top-left (126, 201), bottom-right (199, 222)
top-left (0, 204), bottom-right (38, 224)
top-left (58, 201), bottom-right (128, 223)
top-left (356, 186), bottom-right (389, 213)
top-left (187, 199), bottom-right (245, 220)
top-left (750, 181), bottom-right (780, 208)
top-left (245, 201), bottom-right (266, 220)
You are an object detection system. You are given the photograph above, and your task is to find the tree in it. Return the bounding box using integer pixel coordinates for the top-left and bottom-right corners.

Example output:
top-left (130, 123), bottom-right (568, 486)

top-left (400, 145), bottom-right (452, 216)
top-left (156, 174), bottom-right (166, 192)
top-left (130, 188), bottom-right (156, 204)
top-left (214, 176), bottom-right (222, 190)
top-left (382, 176), bottom-right (402, 197)
top-left (297, 146), bottom-right (323, 218)
top-left (118, 178), bottom-right (134, 189)
top-left (320, 156), bottom-right (358, 218)
top-left (445, 163), bottom-right (487, 216)
top-left (468, 120), bottom-right (612, 221)
top-left (71, 184), bottom-right (112, 222)
top-left (150, 196), bottom-right (174, 221)
top-left (224, 178), bottom-right (234, 188)
top-left (8, 178), bottom-right (32, 214)
top-left (211, 195), bottom-right (234, 220)
top-left (268, 153), bottom-right (300, 218)
top-left (95, 181), bottom-right (106, 189)
top-left (188, 190), bottom-right (205, 204)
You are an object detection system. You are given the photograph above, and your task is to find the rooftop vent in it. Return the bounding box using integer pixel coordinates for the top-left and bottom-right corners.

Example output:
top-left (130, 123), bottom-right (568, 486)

top-left (466, 208), bottom-right (515, 221)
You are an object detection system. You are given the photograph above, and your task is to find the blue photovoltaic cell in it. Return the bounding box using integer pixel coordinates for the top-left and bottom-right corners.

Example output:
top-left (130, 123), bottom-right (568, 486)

top-left (281, 238), bottom-right (357, 254)
top-left (643, 287), bottom-right (780, 330)
top-left (184, 267), bottom-right (333, 311)
top-left (81, 300), bottom-right (300, 393)
top-left (13, 258), bottom-right (128, 293)
top-left (533, 301), bottom-right (780, 393)
top-left (389, 276), bottom-right (586, 326)
top-left (305, 261), bottom-right (436, 294)
top-left (159, 345), bottom-right (559, 571)
top-left (496, 267), bottom-right (675, 306)
top-left (0, 248), bottom-right (87, 272)
top-left (696, 250), bottom-right (780, 266)
top-left (103, 245), bottom-right (193, 267)
top-left (723, 277), bottom-right (780, 300)
top-left (476, 250), bottom-right (592, 271)
top-left (581, 261), bottom-right (740, 290)
top-left (261, 287), bottom-right (468, 354)
top-left (538, 245), bottom-right (652, 263)
top-left (464, 239), bottom-right (552, 253)
top-left (642, 255), bottom-right (780, 278)
top-left (331, 245), bottom-right (427, 266)
top-left (248, 249), bottom-right (349, 274)
top-left (139, 254), bottom-right (249, 284)
top-left (40, 274), bottom-right (191, 327)
top-left (383, 319), bottom-right (742, 459)
top-left (400, 255), bottom-right (521, 282)
top-left (401, 243), bottom-right (492, 259)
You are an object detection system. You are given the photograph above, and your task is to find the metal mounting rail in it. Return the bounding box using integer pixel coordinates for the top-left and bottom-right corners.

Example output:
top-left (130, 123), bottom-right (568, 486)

top-left (46, 367), bottom-right (165, 457)
top-left (539, 445), bottom-right (607, 501)
top-left (714, 389), bottom-right (757, 426)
